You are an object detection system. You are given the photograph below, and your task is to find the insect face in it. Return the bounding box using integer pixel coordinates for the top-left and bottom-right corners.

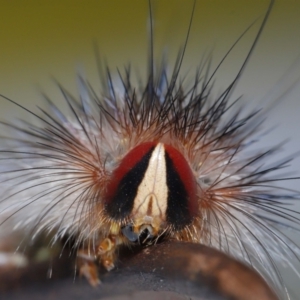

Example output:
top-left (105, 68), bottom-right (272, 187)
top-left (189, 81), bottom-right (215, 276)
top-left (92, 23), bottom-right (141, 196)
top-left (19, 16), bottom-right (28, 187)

top-left (104, 142), bottom-right (198, 244)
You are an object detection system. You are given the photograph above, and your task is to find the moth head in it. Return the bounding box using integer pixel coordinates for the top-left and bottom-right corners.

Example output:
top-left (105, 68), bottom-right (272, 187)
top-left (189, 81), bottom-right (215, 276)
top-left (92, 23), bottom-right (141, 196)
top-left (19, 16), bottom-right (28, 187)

top-left (104, 142), bottom-right (199, 244)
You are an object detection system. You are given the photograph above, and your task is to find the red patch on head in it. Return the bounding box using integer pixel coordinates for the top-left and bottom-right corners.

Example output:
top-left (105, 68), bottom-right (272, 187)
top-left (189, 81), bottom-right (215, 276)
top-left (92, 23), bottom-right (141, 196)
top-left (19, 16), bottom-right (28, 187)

top-left (104, 142), bottom-right (157, 203)
top-left (164, 144), bottom-right (198, 217)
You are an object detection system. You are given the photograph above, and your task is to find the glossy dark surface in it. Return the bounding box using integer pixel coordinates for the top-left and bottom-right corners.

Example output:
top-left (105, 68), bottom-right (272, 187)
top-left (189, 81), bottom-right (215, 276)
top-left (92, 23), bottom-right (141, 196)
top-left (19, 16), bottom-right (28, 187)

top-left (0, 241), bottom-right (278, 300)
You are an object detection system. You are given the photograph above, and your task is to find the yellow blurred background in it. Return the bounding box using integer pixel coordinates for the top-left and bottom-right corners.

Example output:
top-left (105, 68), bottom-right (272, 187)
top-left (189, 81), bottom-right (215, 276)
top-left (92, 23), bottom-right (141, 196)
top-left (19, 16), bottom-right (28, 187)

top-left (0, 1), bottom-right (299, 108)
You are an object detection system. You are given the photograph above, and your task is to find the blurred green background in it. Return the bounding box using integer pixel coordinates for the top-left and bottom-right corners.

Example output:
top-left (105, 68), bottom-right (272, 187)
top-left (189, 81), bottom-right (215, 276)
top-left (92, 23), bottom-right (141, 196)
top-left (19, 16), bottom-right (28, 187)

top-left (0, 0), bottom-right (299, 298)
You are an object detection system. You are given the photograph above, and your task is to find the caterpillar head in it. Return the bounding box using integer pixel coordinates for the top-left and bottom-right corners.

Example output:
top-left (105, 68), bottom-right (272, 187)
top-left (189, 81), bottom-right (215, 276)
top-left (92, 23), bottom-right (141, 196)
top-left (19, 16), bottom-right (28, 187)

top-left (104, 142), bottom-right (199, 244)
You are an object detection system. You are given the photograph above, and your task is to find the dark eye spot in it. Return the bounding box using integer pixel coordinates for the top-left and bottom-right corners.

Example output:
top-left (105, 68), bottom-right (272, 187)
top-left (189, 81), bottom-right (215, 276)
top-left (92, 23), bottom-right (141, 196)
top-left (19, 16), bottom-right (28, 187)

top-left (201, 177), bottom-right (211, 185)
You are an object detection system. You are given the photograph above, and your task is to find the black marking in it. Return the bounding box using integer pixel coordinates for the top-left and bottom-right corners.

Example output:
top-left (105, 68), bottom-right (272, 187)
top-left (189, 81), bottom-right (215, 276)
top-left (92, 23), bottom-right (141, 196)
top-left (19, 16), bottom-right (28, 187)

top-left (165, 152), bottom-right (192, 230)
top-left (105, 147), bottom-right (154, 220)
